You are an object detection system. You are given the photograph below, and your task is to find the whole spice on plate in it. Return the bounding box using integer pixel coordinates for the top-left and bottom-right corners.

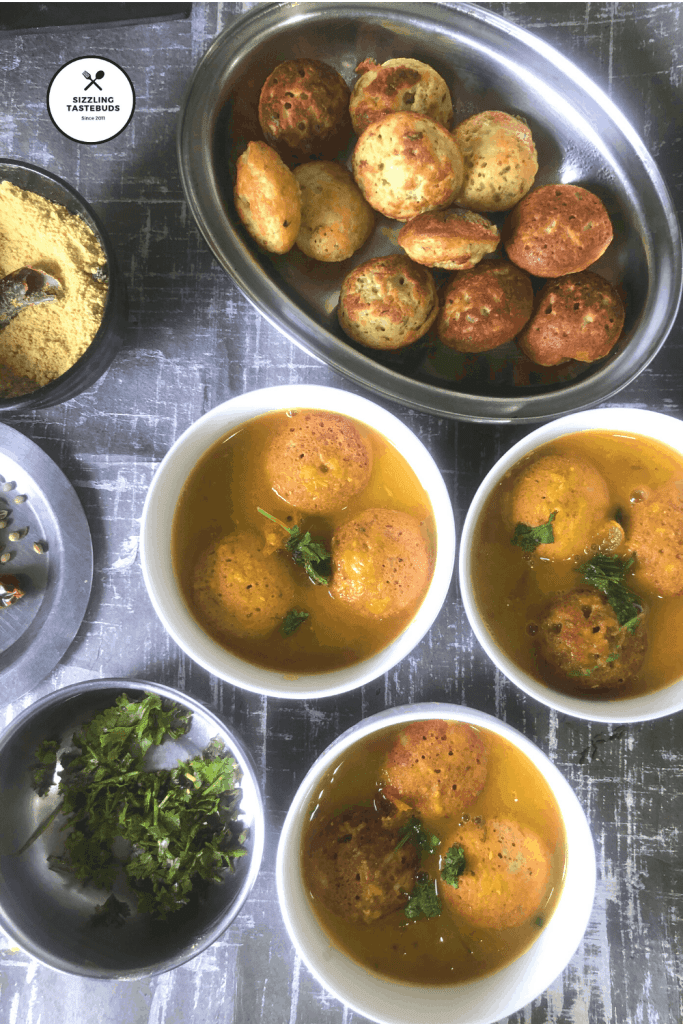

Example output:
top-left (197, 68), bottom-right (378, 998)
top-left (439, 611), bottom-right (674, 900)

top-left (0, 573), bottom-right (24, 606)
top-left (0, 180), bottom-right (108, 398)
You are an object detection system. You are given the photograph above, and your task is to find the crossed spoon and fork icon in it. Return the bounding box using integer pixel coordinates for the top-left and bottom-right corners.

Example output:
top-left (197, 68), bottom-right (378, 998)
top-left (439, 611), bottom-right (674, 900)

top-left (82, 69), bottom-right (105, 91)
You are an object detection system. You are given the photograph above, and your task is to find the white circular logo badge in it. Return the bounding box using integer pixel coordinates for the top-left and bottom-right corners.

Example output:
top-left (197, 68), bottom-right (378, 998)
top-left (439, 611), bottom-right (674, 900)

top-left (47, 56), bottom-right (135, 144)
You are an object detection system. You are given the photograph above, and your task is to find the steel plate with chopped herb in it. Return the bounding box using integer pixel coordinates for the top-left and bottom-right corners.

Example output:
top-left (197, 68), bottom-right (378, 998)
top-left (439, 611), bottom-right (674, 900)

top-left (23, 692), bottom-right (247, 922)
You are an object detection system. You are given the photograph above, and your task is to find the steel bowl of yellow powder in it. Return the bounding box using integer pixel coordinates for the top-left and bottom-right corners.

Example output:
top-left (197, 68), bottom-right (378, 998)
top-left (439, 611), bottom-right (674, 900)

top-left (0, 161), bottom-right (126, 412)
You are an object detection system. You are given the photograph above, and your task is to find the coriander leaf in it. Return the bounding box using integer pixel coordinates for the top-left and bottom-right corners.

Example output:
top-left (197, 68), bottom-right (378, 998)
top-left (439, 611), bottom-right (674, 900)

top-left (30, 737), bottom-right (60, 796)
top-left (282, 609), bottom-right (309, 636)
top-left (404, 873), bottom-right (441, 921)
top-left (511, 511), bottom-right (557, 553)
top-left (257, 507), bottom-right (331, 585)
top-left (441, 843), bottom-right (466, 888)
top-left (395, 816), bottom-right (440, 855)
top-left (286, 531), bottom-right (331, 585)
top-left (575, 554), bottom-right (641, 630)
top-left (91, 894), bottom-right (131, 928)
top-left (619, 614), bottom-right (642, 636)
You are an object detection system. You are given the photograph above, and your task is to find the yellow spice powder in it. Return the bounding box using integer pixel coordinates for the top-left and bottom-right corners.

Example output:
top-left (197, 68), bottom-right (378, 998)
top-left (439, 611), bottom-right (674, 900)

top-left (0, 180), bottom-right (108, 397)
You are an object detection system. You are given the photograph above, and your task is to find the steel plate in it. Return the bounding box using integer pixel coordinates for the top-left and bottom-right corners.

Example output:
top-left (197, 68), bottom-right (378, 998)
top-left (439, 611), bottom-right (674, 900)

top-left (0, 424), bottom-right (93, 704)
top-left (178, 1), bottom-right (682, 423)
top-left (0, 679), bottom-right (265, 978)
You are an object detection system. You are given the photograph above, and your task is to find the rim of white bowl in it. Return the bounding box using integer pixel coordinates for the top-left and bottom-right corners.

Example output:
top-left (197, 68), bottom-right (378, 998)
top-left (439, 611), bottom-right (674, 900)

top-left (140, 385), bottom-right (456, 699)
top-left (276, 701), bottom-right (596, 1024)
top-left (459, 407), bottom-right (683, 724)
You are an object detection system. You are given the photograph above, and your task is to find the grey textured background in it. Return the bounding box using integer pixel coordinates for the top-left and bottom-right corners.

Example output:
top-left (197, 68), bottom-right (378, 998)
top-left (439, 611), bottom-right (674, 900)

top-left (1, 3), bottom-right (682, 1023)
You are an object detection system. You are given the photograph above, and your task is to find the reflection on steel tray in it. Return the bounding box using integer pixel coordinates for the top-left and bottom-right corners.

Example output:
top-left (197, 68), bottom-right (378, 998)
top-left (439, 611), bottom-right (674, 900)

top-left (178, 1), bottom-right (682, 422)
top-left (0, 424), bottom-right (92, 704)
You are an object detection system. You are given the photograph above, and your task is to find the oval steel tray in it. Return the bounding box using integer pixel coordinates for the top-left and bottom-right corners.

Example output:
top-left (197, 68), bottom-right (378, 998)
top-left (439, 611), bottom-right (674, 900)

top-left (0, 424), bottom-right (93, 704)
top-left (178, 1), bottom-right (681, 423)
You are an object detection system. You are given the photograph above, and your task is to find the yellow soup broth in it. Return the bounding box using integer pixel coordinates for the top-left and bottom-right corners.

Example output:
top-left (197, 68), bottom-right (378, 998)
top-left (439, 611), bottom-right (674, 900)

top-left (472, 430), bottom-right (683, 699)
top-left (301, 722), bottom-right (566, 986)
top-left (172, 410), bottom-right (436, 673)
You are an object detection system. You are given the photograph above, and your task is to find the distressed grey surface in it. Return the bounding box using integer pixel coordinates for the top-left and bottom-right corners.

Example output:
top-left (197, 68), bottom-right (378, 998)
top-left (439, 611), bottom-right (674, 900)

top-left (0, 3), bottom-right (682, 1023)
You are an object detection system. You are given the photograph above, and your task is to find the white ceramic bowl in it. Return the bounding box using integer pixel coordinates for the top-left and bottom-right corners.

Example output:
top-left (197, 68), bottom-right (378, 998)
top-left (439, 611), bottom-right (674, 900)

top-left (459, 407), bottom-right (683, 724)
top-left (140, 385), bottom-right (455, 699)
top-left (276, 702), bottom-right (595, 1024)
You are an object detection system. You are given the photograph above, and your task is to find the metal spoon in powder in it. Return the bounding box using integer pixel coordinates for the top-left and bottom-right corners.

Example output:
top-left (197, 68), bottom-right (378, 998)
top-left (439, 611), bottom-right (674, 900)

top-left (0, 267), bottom-right (61, 330)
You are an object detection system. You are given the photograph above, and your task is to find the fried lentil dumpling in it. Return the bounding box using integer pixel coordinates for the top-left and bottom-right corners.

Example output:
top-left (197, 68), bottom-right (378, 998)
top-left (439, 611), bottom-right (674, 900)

top-left (533, 589), bottom-right (647, 690)
top-left (293, 161), bottom-right (374, 262)
top-left (350, 57), bottom-right (453, 136)
top-left (258, 58), bottom-right (352, 164)
top-left (436, 259), bottom-right (533, 353)
top-left (305, 805), bottom-right (419, 923)
top-left (192, 531), bottom-right (295, 640)
top-left (453, 111), bottom-right (538, 213)
top-left (507, 453), bottom-right (610, 560)
top-left (398, 207), bottom-right (499, 271)
top-left (441, 818), bottom-right (552, 929)
top-left (383, 721), bottom-right (488, 818)
top-left (503, 184), bottom-right (613, 277)
top-left (234, 141), bottom-right (301, 254)
top-left (337, 254), bottom-right (438, 350)
top-left (265, 410), bottom-right (372, 514)
top-left (627, 480), bottom-right (683, 596)
top-left (352, 111), bottom-right (464, 221)
top-left (518, 271), bottom-right (625, 366)
top-left (330, 508), bottom-right (432, 618)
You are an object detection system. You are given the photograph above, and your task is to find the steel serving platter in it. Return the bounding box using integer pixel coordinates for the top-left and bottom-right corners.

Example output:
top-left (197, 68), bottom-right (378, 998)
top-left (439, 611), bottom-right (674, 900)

top-left (178, 1), bottom-right (681, 423)
top-left (0, 423), bottom-right (93, 704)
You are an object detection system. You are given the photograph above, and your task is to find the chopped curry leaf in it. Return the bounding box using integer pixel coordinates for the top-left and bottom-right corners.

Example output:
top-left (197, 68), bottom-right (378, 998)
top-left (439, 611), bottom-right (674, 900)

top-left (26, 693), bottom-right (247, 921)
top-left (575, 553), bottom-right (641, 631)
top-left (441, 843), bottom-right (466, 888)
top-left (511, 511), bottom-right (557, 552)
top-left (257, 507), bottom-right (332, 585)
top-left (395, 815), bottom-right (440, 855)
top-left (282, 609), bottom-right (309, 636)
top-left (404, 873), bottom-right (441, 921)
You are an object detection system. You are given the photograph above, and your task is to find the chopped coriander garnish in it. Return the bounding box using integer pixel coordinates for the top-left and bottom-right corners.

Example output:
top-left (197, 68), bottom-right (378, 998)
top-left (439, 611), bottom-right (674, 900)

top-left (511, 511), bottom-right (557, 552)
top-left (575, 553), bottom-right (641, 632)
top-left (288, 532), bottom-right (331, 585)
top-left (91, 894), bottom-right (131, 928)
top-left (282, 609), bottom-right (309, 636)
top-left (23, 693), bottom-right (247, 922)
top-left (395, 815), bottom-right (440, 855)
top-left (404, 873), bottom-right (441, 921)
top-left (257, 507), bottom-right (332, 585)
top-left (440, 843), bottom-right (466, 888)
top-left (30, 737), bottom-right (60, 796)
